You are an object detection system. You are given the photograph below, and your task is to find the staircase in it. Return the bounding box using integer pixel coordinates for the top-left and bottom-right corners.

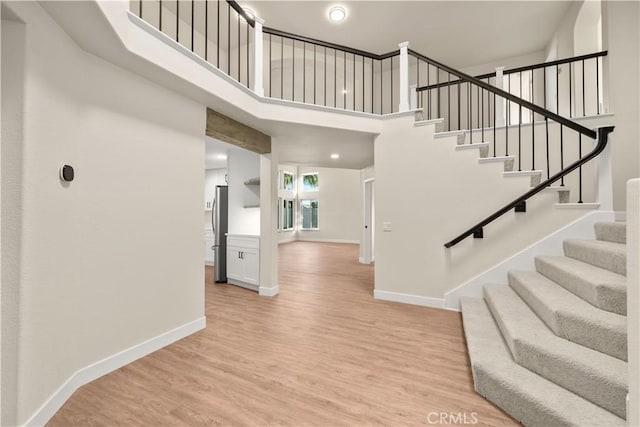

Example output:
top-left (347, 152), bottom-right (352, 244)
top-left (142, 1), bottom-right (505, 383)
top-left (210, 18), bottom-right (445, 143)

top-left (460, 221), bottom-right (627, 426)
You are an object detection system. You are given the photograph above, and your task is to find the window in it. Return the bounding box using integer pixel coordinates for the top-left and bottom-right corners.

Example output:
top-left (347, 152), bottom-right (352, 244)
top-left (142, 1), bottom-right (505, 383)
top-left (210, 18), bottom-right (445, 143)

top-left (283, 172), bottom-right (295, 191)
top-left (300, 200), bottom-right (319, 230)
top-left (301, 173), bottom-right (319, 192)
top-left (281, 198), bottom-right (294, 231)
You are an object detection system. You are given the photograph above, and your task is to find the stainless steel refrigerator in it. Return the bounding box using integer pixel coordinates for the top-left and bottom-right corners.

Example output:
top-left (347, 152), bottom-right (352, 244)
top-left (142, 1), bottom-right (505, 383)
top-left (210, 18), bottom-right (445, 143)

top-left (211, 185), bottom-right (228, 283)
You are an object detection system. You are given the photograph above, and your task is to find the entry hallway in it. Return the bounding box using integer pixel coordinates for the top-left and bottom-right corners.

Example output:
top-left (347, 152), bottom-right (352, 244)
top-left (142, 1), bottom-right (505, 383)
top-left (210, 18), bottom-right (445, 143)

top-left (49, 242), bottom-right (517, 426)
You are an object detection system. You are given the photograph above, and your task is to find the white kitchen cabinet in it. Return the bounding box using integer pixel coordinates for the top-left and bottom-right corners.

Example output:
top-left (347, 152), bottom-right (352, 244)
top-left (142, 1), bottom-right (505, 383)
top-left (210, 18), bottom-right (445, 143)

top-left (226, 235), bottom-right (259, 291)
top-left (204, 228), bottom-right (215, 266)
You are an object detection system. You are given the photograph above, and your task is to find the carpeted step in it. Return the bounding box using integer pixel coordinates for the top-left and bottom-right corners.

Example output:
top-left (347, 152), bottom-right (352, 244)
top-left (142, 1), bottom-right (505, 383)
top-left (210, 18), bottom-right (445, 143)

top-left (595, 221), bottom-right (626, 244)
top-left (460, 297), bottom-right (625, 427)
top-left (483, 284), bottom-right (627, 418)
top-left (503, 170), bottom-right (543, 187)
top-left (455, 142), bottom-right (489, 158)
top-left (478, 156), bottom-right (515, 172)
top-left (508, 270), bottom-right (627, 361)
top-left (535, 256), bottom-right (626, 315)
top-left (563, 239), bottom-right (626, 276)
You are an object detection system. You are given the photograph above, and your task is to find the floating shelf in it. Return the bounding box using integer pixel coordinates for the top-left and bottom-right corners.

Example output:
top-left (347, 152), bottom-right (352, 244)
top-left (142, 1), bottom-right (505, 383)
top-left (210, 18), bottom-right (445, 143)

top-left (244, 177), bottom-right (260, 186)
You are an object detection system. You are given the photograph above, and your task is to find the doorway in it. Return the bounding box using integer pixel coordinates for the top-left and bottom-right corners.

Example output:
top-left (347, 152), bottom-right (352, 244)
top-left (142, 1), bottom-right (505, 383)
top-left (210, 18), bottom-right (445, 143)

top-left (362, 179), bottom-right (375, 264)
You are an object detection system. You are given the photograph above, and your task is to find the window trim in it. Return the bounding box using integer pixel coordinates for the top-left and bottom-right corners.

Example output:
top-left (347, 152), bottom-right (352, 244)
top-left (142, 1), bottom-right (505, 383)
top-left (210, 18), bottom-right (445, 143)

top-left (300, 199), bottom-right (319, 230)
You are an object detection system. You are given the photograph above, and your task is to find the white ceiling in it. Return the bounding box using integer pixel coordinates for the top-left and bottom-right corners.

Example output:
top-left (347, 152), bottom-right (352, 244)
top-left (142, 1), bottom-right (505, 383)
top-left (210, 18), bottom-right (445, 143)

top-left (241, 1), bottom-right (573, 69)
top-left (206, 123), bottom-right (374, 170)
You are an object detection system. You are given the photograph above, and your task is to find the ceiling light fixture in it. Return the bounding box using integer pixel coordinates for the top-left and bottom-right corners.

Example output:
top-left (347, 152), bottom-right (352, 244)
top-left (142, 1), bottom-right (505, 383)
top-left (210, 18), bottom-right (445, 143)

top-left (217, 154), bottom-right (228, 160)
top-left (331, 153), bottom-right (340, 159)
top-left (328, 6), bottom-right (346, 23)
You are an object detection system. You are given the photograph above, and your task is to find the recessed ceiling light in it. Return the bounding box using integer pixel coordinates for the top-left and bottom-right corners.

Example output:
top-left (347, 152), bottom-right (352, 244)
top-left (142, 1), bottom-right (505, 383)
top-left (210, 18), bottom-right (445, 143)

top-left (331, 153), bottom-right (340, 159)
top-left (328, 6), bottom-right (346, 23)
top-left (342, 89), bottom-right (348, 94)
top-left (217, 154), bottom-right (228, 160)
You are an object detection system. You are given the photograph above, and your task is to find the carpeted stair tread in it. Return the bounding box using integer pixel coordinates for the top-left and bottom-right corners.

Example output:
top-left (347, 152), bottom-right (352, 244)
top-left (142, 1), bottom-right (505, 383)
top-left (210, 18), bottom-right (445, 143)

top-left (535, 255), bottom-right (626, 315)
top-left (508, 270), bottom-right (627, 361)
top-left (563, 239), bottom-right (626, 275)
top-left (483, 284), bottom-right (627, 418)
top-left (595, 221), bottom-right (626, 244)
top-left (460, 297), bottom-right (625, 427)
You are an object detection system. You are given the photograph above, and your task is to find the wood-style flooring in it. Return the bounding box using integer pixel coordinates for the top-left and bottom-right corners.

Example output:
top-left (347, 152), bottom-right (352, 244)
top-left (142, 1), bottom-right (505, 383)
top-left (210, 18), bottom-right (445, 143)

top-left (48, 242), bottom-right (518, 426)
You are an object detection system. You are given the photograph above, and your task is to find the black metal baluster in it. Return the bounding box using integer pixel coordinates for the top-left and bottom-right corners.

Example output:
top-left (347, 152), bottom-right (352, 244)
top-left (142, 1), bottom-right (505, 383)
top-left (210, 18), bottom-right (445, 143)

top-left (457, 81), bottom-right (461, 131)
top-left (371, 58), bottom-right (374, 113)
top-left (227, 4), bottom-right (230, 74)
top-left (335, 49), bottom-right (337, 108)
top-left (343, 51), bottom-right (347, 109)
top-left (493, 92), bottom-right (497, 156)
top-left (246, 22), bottom-right (249, 88)
top-left (139, 0), bottom-right (142, 18)
top-left (476, 84), bottom-right (479, 130)
top-left (216, 0), bottom-right (219, 67)
top-left (582, 59), bottom-right (586, 116)
top-left (280, 37), bottom-right (283, 99)
top-left (427, 64), bottom-right (431, 119)
top-left (303, 43), bottom-right (306, 102)
top-left (578, 134), bottom-right (583, 203)
top-left (314, 46), bottom-right (317, 105)
top-left (437, 66), bottom-right (440, 120)
top-left (596, 57), bottom-right (600, 114)
top-left (545, 117), bottom-right (550, 179)
top-left (390, 57), bottom-right (394, 113)
top-left (380, 60), bottom-right (383, 114)
top-left (159, 0), bottom-right (162, 31)
top-left (560, 124), bottom-right (564, 186)
top-left (481, 87), bottom-right (485, 144)
top-left (531, 108), bottom-right (535, 170)
top-left (530, 70), bottom-right (534, 119)
top-left (506, 99), bottom-right (509, 156)
top-left (361, 56), bottom-right (365, 112)
top-left (191, 0), bottom-right (194, 52)
top-left (469, 83), bottom-right (472, 143)
top-left (556, 65), bottom-right (560, 115)
top-left (176, 0), bottom-right (179, 43)
top-left (569, 63), bottom-right (573, 117)
top-left (237, 12), bottom-right (240, 81)
top-left (203, 0), bottom-right (206, 60)
top-left (448, 73), bottom-right (451, 130)
top-left (269, 34), bottom-right (272, 97)
top-left (353, 53), bottom-right (356, 111)
top-left (518, 105), bottom-right (522, 171)
top-left (292, 40), bottom-right (295, 101)
top-left (324, 47), bottom-right (327, 106)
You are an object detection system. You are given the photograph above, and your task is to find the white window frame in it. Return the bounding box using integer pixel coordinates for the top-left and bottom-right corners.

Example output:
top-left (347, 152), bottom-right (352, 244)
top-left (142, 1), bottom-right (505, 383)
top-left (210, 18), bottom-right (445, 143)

top-left (300, 199), bottom-right (319, 230)
top-left (300, 172), bottom-right (319, 192)
top-left (280, 198), bottom-right (295, 231)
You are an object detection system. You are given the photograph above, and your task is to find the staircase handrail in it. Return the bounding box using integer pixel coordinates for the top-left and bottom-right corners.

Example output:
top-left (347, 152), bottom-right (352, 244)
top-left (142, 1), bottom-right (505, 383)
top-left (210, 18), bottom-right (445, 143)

top-left (408, 49), bottom-right (597, 139)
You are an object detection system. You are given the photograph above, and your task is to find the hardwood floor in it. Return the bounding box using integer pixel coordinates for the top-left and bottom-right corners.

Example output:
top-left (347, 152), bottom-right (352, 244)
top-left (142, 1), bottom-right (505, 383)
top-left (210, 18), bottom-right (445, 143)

top-left (48, 242), bottom-right (518, 426)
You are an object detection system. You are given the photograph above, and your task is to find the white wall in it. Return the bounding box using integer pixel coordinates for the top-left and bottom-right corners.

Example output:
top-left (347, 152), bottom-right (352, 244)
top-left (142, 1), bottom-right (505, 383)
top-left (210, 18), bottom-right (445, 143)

top-left (296, 166), bottom-right (362, 243)
top-left (374, 115), bottom-right (590, 302)
top-left (601, 0), bottom-right (640, 211)
top-left (628, 178), bottom-right (640, 427)
top-left (227, 149), bottom-right (260, 235)
top-left (1, 3), bottom-right (205, 425)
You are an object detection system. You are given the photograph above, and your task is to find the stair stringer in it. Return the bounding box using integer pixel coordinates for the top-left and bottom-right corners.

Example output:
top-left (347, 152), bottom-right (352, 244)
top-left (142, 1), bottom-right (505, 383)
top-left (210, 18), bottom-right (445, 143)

top-left (444, 210), bottom-right (616, 310)
top-left (374, 114), bottom-right (603, 305)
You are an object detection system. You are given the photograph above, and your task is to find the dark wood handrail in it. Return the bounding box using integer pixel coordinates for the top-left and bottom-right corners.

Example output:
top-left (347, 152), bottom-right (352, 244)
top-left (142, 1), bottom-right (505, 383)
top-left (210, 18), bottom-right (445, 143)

top-left (262, 27), bottom-right (399, 60)
top-left (227, 0), bottom-right (255, 26)
top-left (444, 126), bottom-right (614, 248)
top-left (416, 51), bottom-right (608, 92)
top-left (408, 49), bottom-right (597, 139)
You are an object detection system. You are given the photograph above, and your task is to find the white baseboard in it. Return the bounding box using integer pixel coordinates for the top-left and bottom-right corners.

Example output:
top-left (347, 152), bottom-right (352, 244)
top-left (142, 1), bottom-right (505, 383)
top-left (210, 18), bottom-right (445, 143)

top-left (204, 261), bottom-right (215, 267)
top-left (444, 210), bottom-right (616, 310)
top-left (259, 285), bottom-right (279, 297)
top-left (374, 290), bottom-right (446, 310)
top-left (23, 317), bottom-right (206, 427)
top-left (359, 257), bottom-right (375, 264)
top-left (296, 238), bottom-right (360, 244)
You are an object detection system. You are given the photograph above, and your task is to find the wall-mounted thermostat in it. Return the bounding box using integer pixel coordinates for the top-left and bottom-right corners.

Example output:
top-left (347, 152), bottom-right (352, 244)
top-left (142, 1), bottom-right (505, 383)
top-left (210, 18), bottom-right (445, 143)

top-left (60, 165), bottom-right (74, 182)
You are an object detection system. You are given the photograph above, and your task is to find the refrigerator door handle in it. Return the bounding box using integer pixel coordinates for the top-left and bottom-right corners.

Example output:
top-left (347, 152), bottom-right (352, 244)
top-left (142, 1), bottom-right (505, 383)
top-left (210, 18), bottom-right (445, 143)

top-left (211, 198), bottom-right (217, 234)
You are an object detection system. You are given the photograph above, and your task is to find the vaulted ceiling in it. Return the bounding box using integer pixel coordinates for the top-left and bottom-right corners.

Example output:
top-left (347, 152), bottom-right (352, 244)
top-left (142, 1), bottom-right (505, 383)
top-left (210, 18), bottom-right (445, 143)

top-left (240, 1), bottom-right (573, 69)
